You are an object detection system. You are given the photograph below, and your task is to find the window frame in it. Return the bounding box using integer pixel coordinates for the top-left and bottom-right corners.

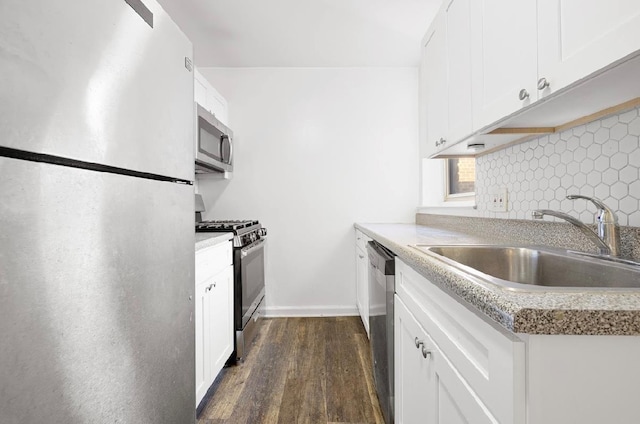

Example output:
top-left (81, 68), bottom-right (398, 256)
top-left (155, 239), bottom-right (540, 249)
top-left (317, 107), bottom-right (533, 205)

top-left (444, 158), bottom-right (476, 202)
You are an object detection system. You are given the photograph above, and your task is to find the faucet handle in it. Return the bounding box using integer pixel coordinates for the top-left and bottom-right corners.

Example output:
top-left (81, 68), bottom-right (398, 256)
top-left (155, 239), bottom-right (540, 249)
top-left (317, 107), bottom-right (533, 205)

top-left (566, 194), bottom-right (618, 224)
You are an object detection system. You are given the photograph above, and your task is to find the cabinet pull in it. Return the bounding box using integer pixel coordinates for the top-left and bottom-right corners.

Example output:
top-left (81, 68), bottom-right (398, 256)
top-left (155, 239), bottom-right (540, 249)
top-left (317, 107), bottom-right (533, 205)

top-left (421, 345), bottom-right (431, 359)
top-left (414, 337), bottom-right (424, 348)
top-left (518, 89), bottom-right (530, 100)
top-left (358, 254), bottom-right (364, 259)
top-left (537, 77), bottom-right (550, 90)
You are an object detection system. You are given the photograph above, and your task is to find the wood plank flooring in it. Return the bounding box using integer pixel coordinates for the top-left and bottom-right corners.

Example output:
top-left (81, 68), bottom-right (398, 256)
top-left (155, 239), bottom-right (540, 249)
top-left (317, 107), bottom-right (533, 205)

top-left (197, 317), bottom-right (385, 424)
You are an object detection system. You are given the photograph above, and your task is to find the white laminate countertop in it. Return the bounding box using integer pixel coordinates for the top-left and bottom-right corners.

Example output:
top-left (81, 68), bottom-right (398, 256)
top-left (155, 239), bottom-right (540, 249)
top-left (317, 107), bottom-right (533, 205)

top-left (195, 232), bottom-right (234, 252)
top-left (356, 222), bottom-right (640, 336)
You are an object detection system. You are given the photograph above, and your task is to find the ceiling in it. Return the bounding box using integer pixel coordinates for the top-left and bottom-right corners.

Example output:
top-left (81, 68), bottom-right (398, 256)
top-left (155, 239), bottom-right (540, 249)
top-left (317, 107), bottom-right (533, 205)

top-left (157, 0), bottom-right (442, 67)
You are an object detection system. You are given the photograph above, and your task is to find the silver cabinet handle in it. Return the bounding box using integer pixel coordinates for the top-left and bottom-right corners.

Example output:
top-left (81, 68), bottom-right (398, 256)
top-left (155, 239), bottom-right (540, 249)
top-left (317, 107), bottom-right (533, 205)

top-left (421, 345), bottom-right (431, 359)
top-left (519, 89), bottom-right (529, 100)
top-left (435, 140), bottom-right (440, 147)
top-left (537, 77), bottom-right (550, 90)
top-left (358, 254), bottom-right (364, 259)
top-left (435, 137), bottom-right (446, 147)
top-left (414, 337), bottom-right (424, 348)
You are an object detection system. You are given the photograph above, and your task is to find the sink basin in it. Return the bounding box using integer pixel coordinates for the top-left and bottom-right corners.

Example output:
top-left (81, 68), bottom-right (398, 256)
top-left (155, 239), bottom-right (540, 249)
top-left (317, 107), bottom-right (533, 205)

top-left (413, 245), bottom-right (640, 291)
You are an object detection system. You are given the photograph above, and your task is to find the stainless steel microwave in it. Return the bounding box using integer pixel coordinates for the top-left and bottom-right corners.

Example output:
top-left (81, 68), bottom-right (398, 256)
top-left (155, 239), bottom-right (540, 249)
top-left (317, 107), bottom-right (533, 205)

top-left (195, 103), bottom-right (233, 173)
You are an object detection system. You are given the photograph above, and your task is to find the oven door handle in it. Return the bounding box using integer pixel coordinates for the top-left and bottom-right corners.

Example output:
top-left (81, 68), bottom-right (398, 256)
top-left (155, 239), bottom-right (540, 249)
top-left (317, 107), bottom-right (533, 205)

top-left (241, 238), bottom-right (266, 258)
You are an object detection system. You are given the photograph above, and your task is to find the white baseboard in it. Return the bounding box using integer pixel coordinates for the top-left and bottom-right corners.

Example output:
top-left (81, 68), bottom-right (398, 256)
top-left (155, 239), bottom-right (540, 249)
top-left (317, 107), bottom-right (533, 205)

top-left (264, 305), bottom-right (359, 318)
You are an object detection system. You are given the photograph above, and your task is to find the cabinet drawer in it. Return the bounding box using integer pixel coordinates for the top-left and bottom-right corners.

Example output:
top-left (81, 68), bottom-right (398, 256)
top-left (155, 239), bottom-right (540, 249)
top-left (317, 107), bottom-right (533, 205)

top-left (355, 229), bottom-right (371, 252)
top-left (395, 258), bottom-right (525, 424)
top-left (195, 241), bottom-right (232, 285)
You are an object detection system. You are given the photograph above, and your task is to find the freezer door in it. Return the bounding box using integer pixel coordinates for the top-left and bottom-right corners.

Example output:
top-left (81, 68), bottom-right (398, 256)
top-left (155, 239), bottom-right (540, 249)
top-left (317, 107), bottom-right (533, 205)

top-left (0, 0), bottom-right (194, 180)
top-left (0, 157), bottom-right (195, 424)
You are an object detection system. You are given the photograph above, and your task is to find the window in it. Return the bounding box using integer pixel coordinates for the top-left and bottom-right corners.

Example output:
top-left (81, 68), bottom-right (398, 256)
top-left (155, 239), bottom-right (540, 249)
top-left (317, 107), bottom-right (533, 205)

top-left (445, 158), bottom-right (475, 199)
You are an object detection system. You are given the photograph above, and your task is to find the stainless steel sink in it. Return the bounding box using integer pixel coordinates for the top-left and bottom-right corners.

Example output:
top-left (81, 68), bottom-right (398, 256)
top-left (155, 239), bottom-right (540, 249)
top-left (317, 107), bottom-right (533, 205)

top-left (413, 245), bottom-right (640, 291)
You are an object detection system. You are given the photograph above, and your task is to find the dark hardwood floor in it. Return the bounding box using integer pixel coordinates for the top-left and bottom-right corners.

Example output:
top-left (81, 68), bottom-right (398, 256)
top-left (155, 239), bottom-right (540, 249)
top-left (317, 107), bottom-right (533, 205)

top-left (197, 317), bottom-right (384, 424)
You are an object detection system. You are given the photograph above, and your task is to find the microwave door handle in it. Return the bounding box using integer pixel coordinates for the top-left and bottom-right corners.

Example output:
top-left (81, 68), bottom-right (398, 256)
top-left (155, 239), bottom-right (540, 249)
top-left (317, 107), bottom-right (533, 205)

top-left (227, 135), bottom-right (233, 165)
top-left (221, 134), bottom-right (232, 164)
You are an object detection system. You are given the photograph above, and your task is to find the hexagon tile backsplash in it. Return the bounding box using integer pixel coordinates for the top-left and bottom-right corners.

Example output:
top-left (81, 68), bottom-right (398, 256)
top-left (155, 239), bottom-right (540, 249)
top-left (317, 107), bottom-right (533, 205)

top-left (476, 106), bottom-right (640, 227)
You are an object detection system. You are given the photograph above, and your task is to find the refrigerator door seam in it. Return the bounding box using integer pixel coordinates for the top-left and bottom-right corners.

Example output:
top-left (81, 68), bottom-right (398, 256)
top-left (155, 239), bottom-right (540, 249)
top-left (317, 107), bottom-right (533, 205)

top-left (0, 146), bottom-right (193, 185)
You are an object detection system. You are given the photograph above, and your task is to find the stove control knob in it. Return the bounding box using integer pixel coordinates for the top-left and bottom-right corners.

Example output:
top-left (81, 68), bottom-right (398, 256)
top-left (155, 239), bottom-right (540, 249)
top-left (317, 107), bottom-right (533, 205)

top-left (259, 228), bottom-right (267, 237)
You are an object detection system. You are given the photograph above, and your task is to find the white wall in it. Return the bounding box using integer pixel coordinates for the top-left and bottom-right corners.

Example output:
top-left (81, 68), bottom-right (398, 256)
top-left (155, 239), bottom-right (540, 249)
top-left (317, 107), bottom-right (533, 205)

top-left (197, 67), bottom-right (419, 316)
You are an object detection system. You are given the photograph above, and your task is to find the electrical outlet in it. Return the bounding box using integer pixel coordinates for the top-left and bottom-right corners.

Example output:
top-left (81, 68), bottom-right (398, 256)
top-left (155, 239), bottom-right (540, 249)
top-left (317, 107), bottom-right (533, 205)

top-left (489, 188), bottom-right (508, 212)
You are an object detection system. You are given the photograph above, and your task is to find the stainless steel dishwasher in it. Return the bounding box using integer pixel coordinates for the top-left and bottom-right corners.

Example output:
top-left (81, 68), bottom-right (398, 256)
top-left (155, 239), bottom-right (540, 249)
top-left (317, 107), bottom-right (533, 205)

top-left (367, 240), bottom-right (396, 424)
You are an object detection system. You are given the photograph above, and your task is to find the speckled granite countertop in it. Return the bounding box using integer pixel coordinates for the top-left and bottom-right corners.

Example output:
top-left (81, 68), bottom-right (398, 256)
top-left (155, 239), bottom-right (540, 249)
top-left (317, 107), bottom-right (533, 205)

top-left (195, 232), bottom-right (233, 252)
top-left (356, 222), bottom-right (640, 336)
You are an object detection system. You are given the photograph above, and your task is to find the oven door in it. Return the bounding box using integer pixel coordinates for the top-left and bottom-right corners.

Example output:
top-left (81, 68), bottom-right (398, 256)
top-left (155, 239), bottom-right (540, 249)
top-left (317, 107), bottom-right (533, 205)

top-left (238, 238), bottom-right (266, 327)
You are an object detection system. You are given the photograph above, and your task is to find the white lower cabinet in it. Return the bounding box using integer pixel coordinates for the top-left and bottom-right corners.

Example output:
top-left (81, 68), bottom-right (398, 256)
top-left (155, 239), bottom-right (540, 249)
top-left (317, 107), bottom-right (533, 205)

top-left (396, 297), bottom-right (499, 424)
top-left (195, 242), bottom-right (234, 407)
top-left (395, 258), bottom-right (525, 424)
top-left (395, 297), bottom-right (432, 423)
top-left (355, 229), bottom-right (371, 337)
top-left (395, 257), bottom-right (640, 423)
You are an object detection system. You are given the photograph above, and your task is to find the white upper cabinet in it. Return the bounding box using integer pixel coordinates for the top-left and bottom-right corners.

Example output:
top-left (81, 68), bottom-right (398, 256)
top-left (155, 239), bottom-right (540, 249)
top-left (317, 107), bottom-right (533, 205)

top-left (194, 68), bottom-right (229, 126)
top-left (420, 0), bottom-right (473, 158)
top-left (445, 0), bottom-right (473, 145)
top-left (421, 0), bottom-right (640, 157)
top-left (422, 12), bottom-right (448, 159)
top-left (470, 0), bottom-right (538, 131)
top-left (537, 0), bottom-right (640, 96)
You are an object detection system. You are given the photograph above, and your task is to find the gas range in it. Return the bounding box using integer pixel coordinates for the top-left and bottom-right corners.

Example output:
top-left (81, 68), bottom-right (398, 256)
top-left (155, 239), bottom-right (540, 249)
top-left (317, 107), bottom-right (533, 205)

top-left (195, 219), bottom-right (267, 361)
top-left (196, 220), bottom-right (267, 248)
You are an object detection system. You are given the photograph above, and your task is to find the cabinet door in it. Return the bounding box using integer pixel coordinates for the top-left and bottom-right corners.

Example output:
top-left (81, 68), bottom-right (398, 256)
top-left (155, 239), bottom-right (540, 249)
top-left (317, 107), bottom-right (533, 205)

top-left (206, 89), bottom-right (229, 126)
top-left (194, 68), bottom-right (208, 110)
top-left (431, 344), bottom-right (496, 424)
top-left (470, 0), bottom-right (537, 130)
top-left (422, 12), bottom-right (448, 158)
top-left (445, 0), bottom-right (473, 144)
top-left (356, 245), bottom-right (369, 337)
top-left (538, 0), bottom-right (640, 96)
top-left (395, 296), bottom-right (433, 423)
top-left (195, 280), bottom-right (212, 406)
top-left (210, 265), bottom-right (234, 380)
top-left (396, 296), bottom-right (498, 424)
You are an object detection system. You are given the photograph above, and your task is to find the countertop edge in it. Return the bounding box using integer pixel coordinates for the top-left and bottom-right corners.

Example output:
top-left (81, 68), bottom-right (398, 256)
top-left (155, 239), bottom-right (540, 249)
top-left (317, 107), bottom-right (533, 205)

top-left (355, 223), bottom-right (640, 336)
top-left (195, 232), bottom-right (234, 252)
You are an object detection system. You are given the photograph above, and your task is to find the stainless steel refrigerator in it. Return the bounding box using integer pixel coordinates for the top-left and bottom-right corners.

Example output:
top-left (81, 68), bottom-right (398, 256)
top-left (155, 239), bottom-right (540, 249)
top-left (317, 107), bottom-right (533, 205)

top-left (0, 1), bottom-right (196, 422)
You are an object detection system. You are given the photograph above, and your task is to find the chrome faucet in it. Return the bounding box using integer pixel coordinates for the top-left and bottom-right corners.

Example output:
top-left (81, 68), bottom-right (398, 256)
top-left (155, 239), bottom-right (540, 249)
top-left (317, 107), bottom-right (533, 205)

top-left (532, 195), bottom-right (620, 257)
